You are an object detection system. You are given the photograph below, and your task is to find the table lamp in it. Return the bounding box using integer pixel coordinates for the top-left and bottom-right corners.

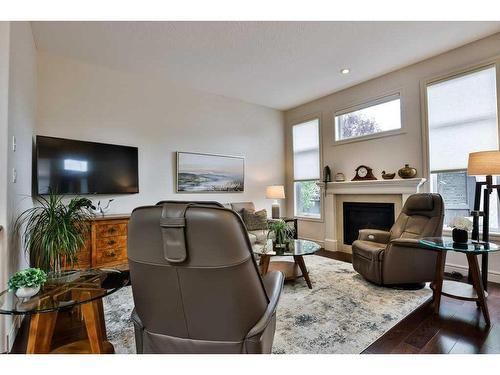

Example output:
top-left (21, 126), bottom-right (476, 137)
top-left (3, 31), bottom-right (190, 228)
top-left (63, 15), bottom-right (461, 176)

top-left (467, 150), bottom-right (500, 290)
top-left (266, 185), bottom-right (285, 219)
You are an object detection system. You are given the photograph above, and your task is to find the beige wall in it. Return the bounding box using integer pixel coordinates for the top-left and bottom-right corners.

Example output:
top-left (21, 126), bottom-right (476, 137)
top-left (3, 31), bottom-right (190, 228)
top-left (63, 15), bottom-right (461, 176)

top-left (285, 32), bottom-right (500, 281)
top-left (0, 21), bottom-right (37, 352)
top-left (37, 52), bottom-right (285, 215)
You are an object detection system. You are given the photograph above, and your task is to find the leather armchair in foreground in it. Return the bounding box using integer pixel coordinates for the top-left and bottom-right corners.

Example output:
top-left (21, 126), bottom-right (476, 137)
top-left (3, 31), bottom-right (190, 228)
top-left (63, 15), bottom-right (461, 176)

top-left (352, 193), bottom-right (444, 286)
top-left (128, 202), bottom-right (284, 354)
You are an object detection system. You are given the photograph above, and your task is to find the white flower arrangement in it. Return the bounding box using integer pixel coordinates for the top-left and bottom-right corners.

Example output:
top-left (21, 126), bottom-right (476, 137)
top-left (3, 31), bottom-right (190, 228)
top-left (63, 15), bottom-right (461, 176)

top-left (452, 217), bottom-right (473, 232)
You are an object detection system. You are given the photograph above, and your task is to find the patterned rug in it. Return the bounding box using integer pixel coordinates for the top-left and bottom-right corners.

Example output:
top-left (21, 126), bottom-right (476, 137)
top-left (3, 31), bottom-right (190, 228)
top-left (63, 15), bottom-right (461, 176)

top-left (103, 255), bottom-right (432, 354)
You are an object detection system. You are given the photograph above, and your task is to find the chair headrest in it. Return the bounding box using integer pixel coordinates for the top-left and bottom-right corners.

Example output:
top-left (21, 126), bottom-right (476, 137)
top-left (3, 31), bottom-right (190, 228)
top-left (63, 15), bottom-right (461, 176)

top-left (404, 193), bottom-right (435, 212)
top-left (160, 203), bottom-right (190, 263)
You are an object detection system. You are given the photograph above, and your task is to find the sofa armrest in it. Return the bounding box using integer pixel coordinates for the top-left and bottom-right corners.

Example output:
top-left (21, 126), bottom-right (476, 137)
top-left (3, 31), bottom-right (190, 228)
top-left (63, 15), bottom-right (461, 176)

top-left (358, 229), bottom-right (391, 244)
top-left (246, 271), bottom-right (284, 339)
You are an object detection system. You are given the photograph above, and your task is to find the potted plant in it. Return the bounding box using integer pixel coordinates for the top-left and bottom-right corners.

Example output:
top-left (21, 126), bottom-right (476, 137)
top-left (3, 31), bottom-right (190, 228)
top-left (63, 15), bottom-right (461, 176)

top-left (451, 217), bottom-right (473, 244)
top-left (16, 192), bottom-right (94, 275)
top-left (267, 219), bottom-right (294, 253)
top-left (8, 268), bottom-right (47, 298)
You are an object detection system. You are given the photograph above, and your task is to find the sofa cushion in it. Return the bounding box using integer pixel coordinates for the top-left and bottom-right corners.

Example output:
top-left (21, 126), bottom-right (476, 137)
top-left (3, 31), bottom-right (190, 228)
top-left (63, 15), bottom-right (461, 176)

top-left (231, 202), bottom-right (256, 217)
top-left (248, 229), bottom-right (269, 244)
top-left (242, 208), bottom-right (268, 231)
top-left (247, 232), bottom-right (258, 246)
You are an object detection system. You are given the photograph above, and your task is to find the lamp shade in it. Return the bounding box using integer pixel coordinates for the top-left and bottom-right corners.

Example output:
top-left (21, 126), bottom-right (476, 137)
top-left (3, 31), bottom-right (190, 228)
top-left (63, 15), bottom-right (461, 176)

top-left (467, 151), bottom-right (500, 176)
top-left (266, 185), bottom-right (285, 199)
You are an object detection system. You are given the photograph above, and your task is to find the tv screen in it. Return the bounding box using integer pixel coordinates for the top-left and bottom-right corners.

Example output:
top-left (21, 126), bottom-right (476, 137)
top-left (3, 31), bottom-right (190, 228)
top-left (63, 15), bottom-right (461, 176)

top-left (35, 136), bottom-right (139, 195)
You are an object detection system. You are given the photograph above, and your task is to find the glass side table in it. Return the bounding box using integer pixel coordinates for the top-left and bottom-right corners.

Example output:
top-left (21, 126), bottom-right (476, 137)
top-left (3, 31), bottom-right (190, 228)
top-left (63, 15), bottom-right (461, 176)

top-left (0, 268), bottom-right (128, 353)
top-left (419, 237), bottom-right (500, 326)
top-left (253, 239), bottom-right (320, 289)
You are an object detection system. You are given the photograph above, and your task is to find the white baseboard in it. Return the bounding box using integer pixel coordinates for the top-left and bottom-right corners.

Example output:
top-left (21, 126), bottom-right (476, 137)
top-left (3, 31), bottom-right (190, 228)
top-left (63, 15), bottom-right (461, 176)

top-left (323, 238), bottom-right (337, 251)
top-left (5, 315), bottom-right (22, 353)
top-left (445, 262), bottom-right (500, 285)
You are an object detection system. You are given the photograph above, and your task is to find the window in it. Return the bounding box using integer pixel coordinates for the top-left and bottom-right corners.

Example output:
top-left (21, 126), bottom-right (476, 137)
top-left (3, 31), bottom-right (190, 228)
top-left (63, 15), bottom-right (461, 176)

top-left (427, 66), bottom-right (499, 231)
top-left (293, 119), bottom-right (321, 219)
top-left (334, 94), bottom-right (402, 142)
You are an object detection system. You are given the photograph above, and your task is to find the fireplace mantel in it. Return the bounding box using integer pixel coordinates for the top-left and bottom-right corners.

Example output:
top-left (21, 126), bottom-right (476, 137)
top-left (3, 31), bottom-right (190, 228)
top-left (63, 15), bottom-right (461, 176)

top-left (318, 178), bottom-right (427, 252)
top-left (318, 178), bottom-right (426, 196)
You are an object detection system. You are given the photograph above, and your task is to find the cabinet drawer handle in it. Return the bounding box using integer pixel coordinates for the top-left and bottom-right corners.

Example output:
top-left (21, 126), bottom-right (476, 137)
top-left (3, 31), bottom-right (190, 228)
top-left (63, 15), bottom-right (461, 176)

top-left (108, 227), bottom-right (117, 234)
top-left (107, 239), bottom-right (116, 245)
top-left (105, 250), bottom-right (117, 257)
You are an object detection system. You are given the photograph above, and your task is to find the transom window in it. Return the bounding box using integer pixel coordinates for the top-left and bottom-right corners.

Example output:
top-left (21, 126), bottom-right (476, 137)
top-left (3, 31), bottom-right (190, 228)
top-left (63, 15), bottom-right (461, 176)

top-left (334, 94), bottom-right (402, 142)
top-left (427, 66), bottom-right (499, 231)
top-left (292, 119), bottom-right (321, 219)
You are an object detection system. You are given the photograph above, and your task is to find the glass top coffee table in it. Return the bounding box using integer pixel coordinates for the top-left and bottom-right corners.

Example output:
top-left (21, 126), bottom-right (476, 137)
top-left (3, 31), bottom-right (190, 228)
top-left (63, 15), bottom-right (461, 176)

top-left (0, 268), bottom-right (129, 353)
top-left (419, 237), bottom-right (500, 327)
top-left (253, 239), bottom-right (321, 289)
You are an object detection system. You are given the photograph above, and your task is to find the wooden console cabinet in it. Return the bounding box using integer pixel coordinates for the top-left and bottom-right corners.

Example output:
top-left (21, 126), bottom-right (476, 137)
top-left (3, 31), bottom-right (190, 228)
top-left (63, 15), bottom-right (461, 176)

top-left (73, 215), bottom-right (130, 270)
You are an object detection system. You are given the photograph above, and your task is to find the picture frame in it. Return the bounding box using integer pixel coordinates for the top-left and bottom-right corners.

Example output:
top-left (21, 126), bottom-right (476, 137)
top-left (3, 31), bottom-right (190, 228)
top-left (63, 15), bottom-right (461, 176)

top-left (176, 151), bottom-right (245, 193)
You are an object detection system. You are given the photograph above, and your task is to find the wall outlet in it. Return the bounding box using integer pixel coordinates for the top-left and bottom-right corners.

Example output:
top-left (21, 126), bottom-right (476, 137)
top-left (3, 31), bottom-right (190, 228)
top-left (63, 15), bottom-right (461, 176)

top-left (12, 168), bottom-right (17, 183)
top-left (12, 136), bottom-right (16, 152)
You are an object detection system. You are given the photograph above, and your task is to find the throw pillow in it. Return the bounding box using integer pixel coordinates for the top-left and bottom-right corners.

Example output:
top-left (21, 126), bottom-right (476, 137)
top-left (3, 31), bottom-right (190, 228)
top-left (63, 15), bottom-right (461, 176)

top-left (242, 208), bottom-right (268, 231)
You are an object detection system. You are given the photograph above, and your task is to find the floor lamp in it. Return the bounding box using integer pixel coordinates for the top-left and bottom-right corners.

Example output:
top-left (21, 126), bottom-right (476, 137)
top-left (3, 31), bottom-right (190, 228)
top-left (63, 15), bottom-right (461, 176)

top-left (467, 150), bottom-right (500, 291)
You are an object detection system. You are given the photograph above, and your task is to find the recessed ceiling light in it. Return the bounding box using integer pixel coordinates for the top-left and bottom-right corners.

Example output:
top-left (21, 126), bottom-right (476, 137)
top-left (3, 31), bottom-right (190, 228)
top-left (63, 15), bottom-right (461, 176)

top-left (340, 68), bottom-right (350, 74)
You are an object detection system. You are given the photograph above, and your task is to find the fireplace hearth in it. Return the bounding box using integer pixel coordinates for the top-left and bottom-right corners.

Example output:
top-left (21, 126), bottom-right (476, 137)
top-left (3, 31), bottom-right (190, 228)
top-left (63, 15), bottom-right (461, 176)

top-left (343, 202), bottom-right (395, 245)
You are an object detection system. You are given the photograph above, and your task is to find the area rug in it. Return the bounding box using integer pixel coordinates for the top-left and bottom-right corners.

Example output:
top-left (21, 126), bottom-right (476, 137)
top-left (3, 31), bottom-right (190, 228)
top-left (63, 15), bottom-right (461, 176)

top-left (103, 255), bottom-right (432, 354)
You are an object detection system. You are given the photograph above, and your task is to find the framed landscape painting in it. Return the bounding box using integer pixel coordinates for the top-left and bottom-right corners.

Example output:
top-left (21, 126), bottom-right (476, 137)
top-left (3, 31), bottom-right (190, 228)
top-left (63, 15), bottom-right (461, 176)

top-left (176, 152), bottom-right (244, 193)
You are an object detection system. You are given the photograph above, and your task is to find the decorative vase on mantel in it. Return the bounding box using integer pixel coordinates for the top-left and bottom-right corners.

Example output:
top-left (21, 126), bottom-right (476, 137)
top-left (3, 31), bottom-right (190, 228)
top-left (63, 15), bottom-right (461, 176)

top-left (398, 164), bottom-right (417, 179)
top-left (452, 228), bottom-right (468, 244)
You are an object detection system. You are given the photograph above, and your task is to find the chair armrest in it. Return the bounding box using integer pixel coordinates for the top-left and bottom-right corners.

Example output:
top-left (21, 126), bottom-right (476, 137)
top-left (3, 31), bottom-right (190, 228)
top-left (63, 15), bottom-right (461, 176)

top-left (388, 238), bottom-right (421, 248)
top-left (383, 238), bottom-right (438, 284)
top-left (131, 307), bottom-right (143, 327)
top-left (246, 271), bottom-right (284, 339)
top-left (131, 308), bottom-right (144, 354)
top-left (358, 229), bottom-right (391, 244)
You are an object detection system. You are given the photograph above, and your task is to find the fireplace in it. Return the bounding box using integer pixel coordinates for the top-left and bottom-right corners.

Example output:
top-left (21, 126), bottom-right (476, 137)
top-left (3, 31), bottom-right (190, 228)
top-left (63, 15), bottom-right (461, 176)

top-left (343, 202), bottom-right (395, 245)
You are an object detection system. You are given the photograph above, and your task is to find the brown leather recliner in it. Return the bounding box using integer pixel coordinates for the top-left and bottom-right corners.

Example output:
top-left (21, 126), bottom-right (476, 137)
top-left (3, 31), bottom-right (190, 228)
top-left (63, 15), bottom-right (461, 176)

top-left (352, 193), bottom-right (444, 286)
top-left (127, 202), bottom-right (284, 354)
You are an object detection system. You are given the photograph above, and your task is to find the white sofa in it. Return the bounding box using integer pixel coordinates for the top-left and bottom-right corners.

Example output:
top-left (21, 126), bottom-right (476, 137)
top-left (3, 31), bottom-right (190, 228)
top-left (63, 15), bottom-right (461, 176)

top-left (224, 202), bottom-right (270, 246)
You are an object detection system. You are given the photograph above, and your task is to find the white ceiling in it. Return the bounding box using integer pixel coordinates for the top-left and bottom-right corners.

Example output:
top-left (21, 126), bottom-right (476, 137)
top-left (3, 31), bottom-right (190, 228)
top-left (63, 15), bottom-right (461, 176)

top-left (31, 21), bottom-right (500, 110)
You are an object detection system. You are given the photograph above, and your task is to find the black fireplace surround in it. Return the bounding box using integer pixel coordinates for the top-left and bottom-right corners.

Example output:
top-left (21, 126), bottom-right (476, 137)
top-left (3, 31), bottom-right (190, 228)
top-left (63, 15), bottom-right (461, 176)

top-left (343, 202), bottom-right (395, 245)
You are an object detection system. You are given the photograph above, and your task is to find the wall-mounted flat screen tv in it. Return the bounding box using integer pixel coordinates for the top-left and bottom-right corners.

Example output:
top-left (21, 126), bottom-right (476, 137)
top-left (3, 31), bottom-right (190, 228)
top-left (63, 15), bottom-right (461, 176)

top-left (35, 135), bottom-right (139, 195)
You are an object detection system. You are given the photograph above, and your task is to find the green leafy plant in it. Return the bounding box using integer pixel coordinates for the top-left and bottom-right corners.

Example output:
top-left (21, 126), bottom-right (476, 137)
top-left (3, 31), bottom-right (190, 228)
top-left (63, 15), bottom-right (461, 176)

top-left (8, 268), bottom-right (47, 290)
top-left (15, 192), bottom-right (94, 273)
top-left (267, 219), bottom-right (294, 245)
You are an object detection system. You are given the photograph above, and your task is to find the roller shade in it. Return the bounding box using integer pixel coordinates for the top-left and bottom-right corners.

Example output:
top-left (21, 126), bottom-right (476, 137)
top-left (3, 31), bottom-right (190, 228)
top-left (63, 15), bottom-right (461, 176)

top-left (293, 119), bottom-right (320, 180)
top-left (428, 66), bottom-right (499, 172)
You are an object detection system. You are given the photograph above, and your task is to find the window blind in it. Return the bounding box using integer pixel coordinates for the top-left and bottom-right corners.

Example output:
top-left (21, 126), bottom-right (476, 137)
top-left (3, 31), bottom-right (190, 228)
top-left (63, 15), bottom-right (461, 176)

top-left (293, 119), bottom-right (320, 180)
top-left (428, 66), bottom-right (498, 172)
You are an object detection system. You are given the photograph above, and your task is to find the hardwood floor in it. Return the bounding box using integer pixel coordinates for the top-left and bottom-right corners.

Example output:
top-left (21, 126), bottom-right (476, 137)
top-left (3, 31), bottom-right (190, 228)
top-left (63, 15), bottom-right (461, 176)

top-left (317, 250), bottom-right (500, 354)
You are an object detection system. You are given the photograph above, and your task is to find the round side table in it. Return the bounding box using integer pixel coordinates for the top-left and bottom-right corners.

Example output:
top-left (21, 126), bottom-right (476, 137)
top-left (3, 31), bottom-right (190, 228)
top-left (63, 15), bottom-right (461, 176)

top-left (0, 268), bottom-right (128, 353)
top-left (419, 237), bottom-right (499, 326)
top-left (253, 239), bottom-right (320, 289)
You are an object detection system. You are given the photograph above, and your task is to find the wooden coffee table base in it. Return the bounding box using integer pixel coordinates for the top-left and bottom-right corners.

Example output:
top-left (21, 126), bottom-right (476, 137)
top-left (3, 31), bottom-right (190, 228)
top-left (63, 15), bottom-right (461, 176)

top-left (431, 252), bottom-right (490, 326)
top-left (259, 255), bottom-right (312, 289)
top-left (27, 298), bottom-right (114, 354)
